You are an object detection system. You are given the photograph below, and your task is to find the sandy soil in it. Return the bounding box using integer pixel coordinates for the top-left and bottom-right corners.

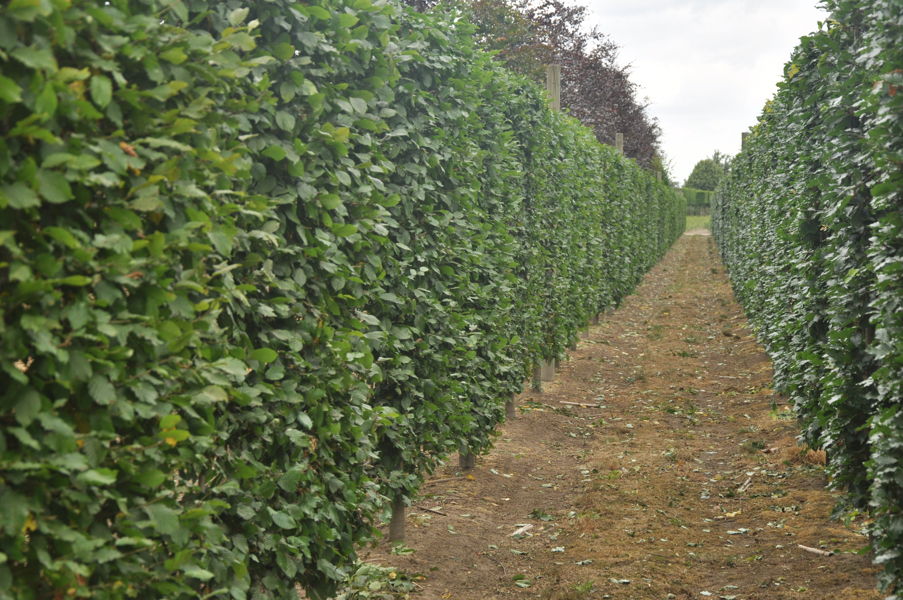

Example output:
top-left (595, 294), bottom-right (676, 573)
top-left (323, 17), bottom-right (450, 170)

top-left (363, 234), bottom-right (881, 600)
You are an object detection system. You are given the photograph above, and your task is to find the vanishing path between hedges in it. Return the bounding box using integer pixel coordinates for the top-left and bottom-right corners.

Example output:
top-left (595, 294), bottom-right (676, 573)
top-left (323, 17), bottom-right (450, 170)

top-left (365, 233), bottom-right (881, 600)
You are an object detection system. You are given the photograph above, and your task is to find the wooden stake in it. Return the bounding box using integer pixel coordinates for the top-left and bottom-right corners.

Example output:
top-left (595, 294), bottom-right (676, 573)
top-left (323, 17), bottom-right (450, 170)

top-left (532, 364), bottom-right (543, 392)
top-left (388, 496), bottom-right (405, 542)
top-left (545, 64), bottom-right (561, 112)
top-left (506, 397), bottom-right (516, 419)
top-left (541, 359), bottom-right (555, 382)
top-left (459, 449), bottom-right (475, 470)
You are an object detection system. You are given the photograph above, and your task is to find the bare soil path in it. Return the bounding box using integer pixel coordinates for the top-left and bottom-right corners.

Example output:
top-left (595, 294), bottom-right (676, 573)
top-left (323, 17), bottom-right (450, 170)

top-left (364, 234), bottom-right (880, 600)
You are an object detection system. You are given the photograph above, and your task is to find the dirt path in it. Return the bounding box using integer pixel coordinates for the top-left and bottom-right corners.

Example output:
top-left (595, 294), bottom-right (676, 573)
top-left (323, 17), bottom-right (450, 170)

top-left (365, 234), bottom-right (880, 600)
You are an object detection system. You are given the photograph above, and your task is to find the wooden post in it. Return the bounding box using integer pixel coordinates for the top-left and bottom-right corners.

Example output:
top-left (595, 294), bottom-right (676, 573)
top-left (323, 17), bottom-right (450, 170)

top-left (506, 396), bottom-right (516, 419)
top-left (459, 448), bottom-right (475, 470)
top-left (388, 496), bottom-right (405, 542)
top-left (615, 132), bottom-right (624, 154)
top-left (545, 64), bottom-right (561, 112)
top-left (541, 359), bottom-right (555, 381)
top-left (532, 363), bottom-right (542, 392)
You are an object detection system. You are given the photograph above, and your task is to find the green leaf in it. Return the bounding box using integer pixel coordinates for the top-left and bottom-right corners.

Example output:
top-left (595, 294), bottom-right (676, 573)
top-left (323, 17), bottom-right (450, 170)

top-left (213, 357), bottom-right (248, 378)
top-left (277, 467), bottom-right (305, 492)
top-left (37, 170), bottom-right (73, 204)
top-left (0, 490), bottom-right (28, 536)
top-left (337, 13), bottom-right (359, 28)
top-left (195, 385), bottom-right (228, 403)
top-left (250, 348), bottom-right (278, 364)
top-left (272, 42), bottom-right (295, 60)
top-left (306, 5), bottom-right (331, 20)
top-left (267, 508), bottom-right (296, 530)
top-left (160, 414), bottom-right (181, 429)
top-left (34, 83), bottom-right (57, 117)
top-left (88, 374), bottom-right (116, 405)
top-left (145, 504), bottom-right (180, 536)
top-left (59, 275), bottom-right (92, 286)
top-left (320, 194), bottom-right (342, 210)
top-left (44, 227), bottom-right (81, 250)
top-left (11, 46), bottom-right (57, 71)
top-left (135, 469), bottom-right (167, 489)
top-left (349, 97), bottom-right (367, 114)
top-left (0, 75), bottom-right (23, 103)
top-left (1, 183), bottom-right (40, 209)
top-left (332, 224), bottom-right (357, 237)
top-left (77, 468), bottom-right (118, 486)
top-left (160, 47), bottom-right (188, 65)
top-left (262, 145), bottom-right (287, 161)
top-left (14, 390), bottom-right (41, 426)
top-left (7, 0), bottom-right (52, 21)
top-left (228, 7), bottom-right (249, 26)
top-left (90, 75), bottom-right (113, 108)
top-left (183, 566), bottom-right (214, 581)
top-left (275, 111), bottom-right (295, 131)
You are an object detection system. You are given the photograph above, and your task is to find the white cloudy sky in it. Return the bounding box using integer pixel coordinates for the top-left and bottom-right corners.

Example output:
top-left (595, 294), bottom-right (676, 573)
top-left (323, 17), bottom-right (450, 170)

top-left (582, 0), bottom-right (828, 184)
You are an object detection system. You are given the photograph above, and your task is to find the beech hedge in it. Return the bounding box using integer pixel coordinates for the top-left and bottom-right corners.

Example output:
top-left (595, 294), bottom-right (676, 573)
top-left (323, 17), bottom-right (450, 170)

top-left (0, 1), bottom-right (684, 598)
top-left (713, 0), bottom-right (902, 595)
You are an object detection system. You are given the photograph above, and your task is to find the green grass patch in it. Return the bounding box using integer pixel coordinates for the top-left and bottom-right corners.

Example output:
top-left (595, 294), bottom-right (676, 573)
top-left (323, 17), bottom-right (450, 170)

top-left (686, 215), bottom-right (711, 230)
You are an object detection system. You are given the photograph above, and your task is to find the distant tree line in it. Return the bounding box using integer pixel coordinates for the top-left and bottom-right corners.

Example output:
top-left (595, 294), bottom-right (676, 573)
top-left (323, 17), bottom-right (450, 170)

top-left (684, 151), bottom-right (730, 191)
top-left (401, 0), bottom-right (665, 171)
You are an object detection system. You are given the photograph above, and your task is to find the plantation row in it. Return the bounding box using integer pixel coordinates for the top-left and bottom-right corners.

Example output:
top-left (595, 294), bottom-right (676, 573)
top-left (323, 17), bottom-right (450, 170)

top-left (713, 0), bottom-right (902, 595)
top-left (0, 1), bottom-right (685, 598)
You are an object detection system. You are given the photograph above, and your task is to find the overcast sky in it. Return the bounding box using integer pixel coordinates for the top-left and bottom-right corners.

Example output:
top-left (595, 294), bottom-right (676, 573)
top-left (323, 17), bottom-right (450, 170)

top-left (583, 0), bottom-right (828, 184)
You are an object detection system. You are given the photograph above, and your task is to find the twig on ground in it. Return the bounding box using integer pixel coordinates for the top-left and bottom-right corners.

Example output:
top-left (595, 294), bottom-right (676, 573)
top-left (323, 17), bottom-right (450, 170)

top-left (415, 506), bottom-right (448, 516)
top-left (798, 544), bottom-right (833, 557)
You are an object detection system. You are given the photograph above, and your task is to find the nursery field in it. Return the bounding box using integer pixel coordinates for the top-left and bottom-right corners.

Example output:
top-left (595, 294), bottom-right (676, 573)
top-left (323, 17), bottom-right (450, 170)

top-left (366, 234), bottom-right (881, 600)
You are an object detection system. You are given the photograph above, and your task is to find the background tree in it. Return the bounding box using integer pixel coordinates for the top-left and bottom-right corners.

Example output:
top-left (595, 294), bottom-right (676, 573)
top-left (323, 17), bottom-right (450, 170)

top-left (684, 151), bottom-right (729, 190)
top-left (400, 0), bottom-right (665, 171)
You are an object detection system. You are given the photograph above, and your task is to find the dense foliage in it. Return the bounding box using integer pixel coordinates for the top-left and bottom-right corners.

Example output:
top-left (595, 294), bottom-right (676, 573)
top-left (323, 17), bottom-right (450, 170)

top-left (684, 151), bottom-right (728, 192)
top-left (713, 0), bottom-right (902, 595)
top-left (0, 0), bottom-right (684, 598)
top-left (401, 0), bottom-right (666, 169)
top-left (681, 187), bottom-right (714, 216)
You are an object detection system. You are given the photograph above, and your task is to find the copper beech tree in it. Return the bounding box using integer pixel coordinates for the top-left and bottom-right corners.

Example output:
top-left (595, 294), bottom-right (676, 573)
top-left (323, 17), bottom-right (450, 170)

top-left (401, 0), bottom-right (664, 170)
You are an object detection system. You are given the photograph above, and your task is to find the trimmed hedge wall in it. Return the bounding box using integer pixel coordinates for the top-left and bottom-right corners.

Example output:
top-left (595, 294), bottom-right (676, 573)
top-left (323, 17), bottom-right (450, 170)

top-left (0, 1), bottom-right (685, 598)
top-left (712, 0), bottom-right (902, 595)
top-left (681, 187), bottom-right (713, 215)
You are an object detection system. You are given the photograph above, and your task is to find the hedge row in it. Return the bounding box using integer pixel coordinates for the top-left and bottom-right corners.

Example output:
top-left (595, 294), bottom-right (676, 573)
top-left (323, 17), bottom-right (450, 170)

top-left (712, 0), bottom-right (902, 595)
top-left (0, 1), bottom-right (685, 598)
top-left (681, 187), bottom-right (713, 215)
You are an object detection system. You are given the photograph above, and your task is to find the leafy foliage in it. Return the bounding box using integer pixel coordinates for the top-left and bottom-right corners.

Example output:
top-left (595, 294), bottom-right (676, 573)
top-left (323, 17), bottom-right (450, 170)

top-left (712, 0), bottom-right (902, 595)
top-left (684, 152), bottom-right (728, 191)
top-left (401, 0), bottom-right (666, 170)
top-left (681, 188), bottom-right (714, 216)
top-left (0, 1), bottom-right (684, 598)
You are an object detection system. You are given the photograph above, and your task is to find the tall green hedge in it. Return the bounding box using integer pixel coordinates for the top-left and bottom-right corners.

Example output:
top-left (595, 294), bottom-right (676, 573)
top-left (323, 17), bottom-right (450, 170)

top-left (0, 1), bottom-right (684, 598)
top-left (713, 0), bottom-right (902, 595)
top-left (681, 187), bottom-right (713, 215)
